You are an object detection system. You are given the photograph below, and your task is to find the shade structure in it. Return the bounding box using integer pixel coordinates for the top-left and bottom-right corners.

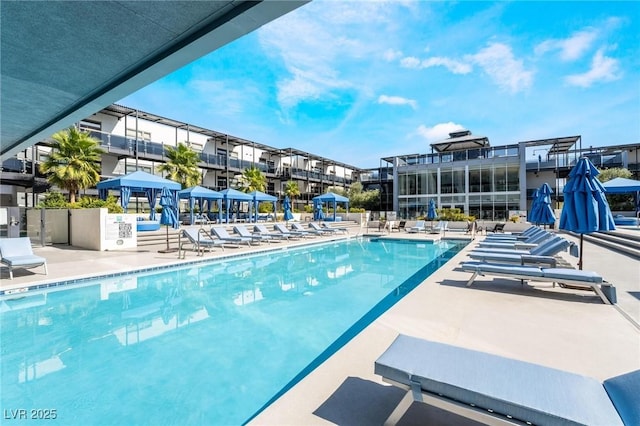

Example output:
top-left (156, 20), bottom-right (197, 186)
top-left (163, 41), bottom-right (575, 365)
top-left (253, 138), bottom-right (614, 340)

top-left (178, 186), bottom-right (223, 225)
top-left (159, 186), bottom-right (179, 253)
top-left (97, 171), bottom-right (180, 220)
top-left (530, 183), bottom-right (555, 226)
top-left (559, 157), bottom-right (615, 269)
top-left (219, 188), bottom-right (253, 223)
top-left (283, 196), bottom-right (294, 221)
top-left (601, 177), bottom-right (640, 218)
top-left (249, 190), bottom-right (277, 223)
top-left (312, 192), bottom-right (349, 222)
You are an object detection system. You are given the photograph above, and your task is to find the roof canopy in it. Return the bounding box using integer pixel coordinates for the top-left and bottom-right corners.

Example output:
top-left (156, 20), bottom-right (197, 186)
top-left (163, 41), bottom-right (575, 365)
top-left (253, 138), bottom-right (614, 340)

top-left (96, 171), bottom-right (180, 191)
top-left (219, 188), bottom-right (253, 201)
top-left (601, 177), bottom-right (640, 193)
top-left (249, 190), bottom-right (277, 202)
top-left (178, 185), bottom-right (222, 200)
top-left (430, 130), bottom-right (490, 153)
top-left (313, 192), bottom-right (349, 202)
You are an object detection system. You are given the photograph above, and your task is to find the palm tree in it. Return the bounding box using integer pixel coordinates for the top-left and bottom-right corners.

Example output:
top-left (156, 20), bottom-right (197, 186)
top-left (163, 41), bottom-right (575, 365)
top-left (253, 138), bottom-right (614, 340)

top-left (39, 126), bottom-right (104, 203)
top-left (284, 180), bottom-right (300, 211)
top-left (157, 142), bottom-right (201, 188)
top-left (237, 165), bottom-right (267, 193)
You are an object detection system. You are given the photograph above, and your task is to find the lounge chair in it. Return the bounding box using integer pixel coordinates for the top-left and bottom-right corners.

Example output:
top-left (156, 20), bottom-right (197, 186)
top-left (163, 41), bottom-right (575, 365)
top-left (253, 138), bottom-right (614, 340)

top-left (179, 228), bottom-right (225, 257)
top-left (375, 334), bottom-right (638, 426)
top-left (429, 220), bottom-right (448, 234)
top-left (461, 261), bottom-right (616, 304)
top-left (476, 230), bottom-right (553, 249)
top-left (253, 224), bottom-right (290, 240)
top-left (321, 222), bottom-right (348, 234)
top-left (468, 236), bottom-right (571, 265)
top-left (309, 222), bottom-right (336, 235)
top-left (487, 222), bottom-right (505, 233)
top-left (291, 222), bottom-right (319, 236)
top-left (210, 226), bottom-right (252, 246)
top-left (0, 237), bottom-right (48, 279)
top-left (233, 225), bottom-right (276, 244)
top-left (391, 220), bottom-right (406, 232)
top-left (407, 220), bottom-right (426, 233)
top-left (483, 225), bottom-right (544, 241)
top-left (274, 223), bottom-right (307, 238)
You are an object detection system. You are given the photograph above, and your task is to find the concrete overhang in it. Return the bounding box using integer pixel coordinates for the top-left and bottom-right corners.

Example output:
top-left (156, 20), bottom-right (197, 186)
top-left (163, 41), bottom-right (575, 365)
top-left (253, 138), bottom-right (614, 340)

top-left (0, 0), bottom-right (308, 160)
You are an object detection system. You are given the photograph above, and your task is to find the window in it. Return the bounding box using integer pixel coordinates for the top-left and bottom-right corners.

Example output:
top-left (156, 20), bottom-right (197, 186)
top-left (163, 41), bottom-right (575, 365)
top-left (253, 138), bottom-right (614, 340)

top-left (126, 128), bottom-right (151, 141)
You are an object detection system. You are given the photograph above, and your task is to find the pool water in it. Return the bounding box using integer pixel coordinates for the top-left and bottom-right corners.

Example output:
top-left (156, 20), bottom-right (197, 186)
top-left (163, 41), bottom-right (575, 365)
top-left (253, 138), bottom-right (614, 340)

top-left (0, 237), bottom-right (466, 425)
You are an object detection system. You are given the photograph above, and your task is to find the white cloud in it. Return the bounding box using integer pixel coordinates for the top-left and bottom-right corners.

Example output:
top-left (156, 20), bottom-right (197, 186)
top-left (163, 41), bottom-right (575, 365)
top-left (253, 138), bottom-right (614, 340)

top-left (565, 48), bottom-right (621, 87)
top-left (378, 95), bottom-right (417, 109)
top-left (383, 48), bottom-right (403, 62)
top-left (416, 122), bottom-right (465, 142)
top-left (535, 28), bottom-right (599, 61)
top-left (421, 57), bottom-right (472, 74)
top-left (400, 56), bottom-right (421, 68)
top-left (468, 42), bottom-right (533, 93)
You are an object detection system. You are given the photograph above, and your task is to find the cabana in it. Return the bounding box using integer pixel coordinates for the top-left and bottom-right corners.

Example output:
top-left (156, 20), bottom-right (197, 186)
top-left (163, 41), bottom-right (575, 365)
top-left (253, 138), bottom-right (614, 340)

top-left (249, 190), bottom-right (277, 222)
top-left (219, 188), bottom-right (253, 223)
top-left (602, 177), bottom-right (640, 224)
top-left (313, 192), bottom-right (349, 222)
top-left (97, 171), bottom-right (180, 220)
top-left (178, 186), bottom-right (223, 225)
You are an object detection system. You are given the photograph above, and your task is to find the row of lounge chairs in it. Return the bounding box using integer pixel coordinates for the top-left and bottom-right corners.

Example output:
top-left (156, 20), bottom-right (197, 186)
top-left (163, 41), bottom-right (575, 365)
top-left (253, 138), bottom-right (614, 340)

top-left (459, 226), bottom-right (616, 304)
top-left (179, 222), bottom-right (348, 257)
top-left (374, 226), bottom-right (637, 425)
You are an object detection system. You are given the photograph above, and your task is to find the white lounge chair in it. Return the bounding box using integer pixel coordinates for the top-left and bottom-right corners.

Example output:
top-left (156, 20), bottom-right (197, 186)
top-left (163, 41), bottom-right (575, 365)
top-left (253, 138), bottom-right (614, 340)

top-left (476, 230), bottom-right (553, 249)
top-left (321, 222), bottom-right (348, 234)
top-left (376, 334), bottom-right (638, 426)
top-left (233, 225), bottom-right (277, 244)
top-left (210, 226), bottom-right (252, 246)
top-left (309, 222), bottom-right (335, 234)
top-left (291, 222), bottom-right (320, 236)
top-left (179, 228), bottom-right (225, 257)
top-left (468, 237), bottom-right (571, 265)
top-left (274, 223), bottom-right (306, 238)
top-left (430, 220), bottom-right (448, 234)
top-left (407, 220), bottom-right (426, 233)
top-left (253, 224), bottom-right (290, 240)
top-left (460, 260), bottom-right (616, 304)
top-left (0, 237), bottom-right (48, 279)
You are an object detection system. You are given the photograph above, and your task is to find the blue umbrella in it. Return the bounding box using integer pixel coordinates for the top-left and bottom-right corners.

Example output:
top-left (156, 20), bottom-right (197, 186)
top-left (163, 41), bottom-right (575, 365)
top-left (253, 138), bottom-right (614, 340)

top-left (159, 187), bottom-right (179, 253)
top-left (315, 202), bottom-right (325, 221)
top-left (536, 183), bottom-right (556, 226)
top-left (283, 196), bottom-right (294, 222)
top-left (427, 199), bottom-right (437, 227)
top-left (560, 157), bottom-right (615, 269)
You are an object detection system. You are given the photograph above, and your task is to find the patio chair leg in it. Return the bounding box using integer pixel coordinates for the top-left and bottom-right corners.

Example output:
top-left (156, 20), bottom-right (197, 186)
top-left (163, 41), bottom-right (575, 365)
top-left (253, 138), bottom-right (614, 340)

top-left (466, 271), bottom-right (478, 287)
top-left (43, 263), bottom-right (48, 275)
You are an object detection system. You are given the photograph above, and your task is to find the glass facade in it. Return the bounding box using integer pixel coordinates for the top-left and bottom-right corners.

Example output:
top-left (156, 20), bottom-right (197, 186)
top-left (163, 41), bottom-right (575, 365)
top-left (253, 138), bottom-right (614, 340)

top-left (396, 149), bottom-right (521, 220)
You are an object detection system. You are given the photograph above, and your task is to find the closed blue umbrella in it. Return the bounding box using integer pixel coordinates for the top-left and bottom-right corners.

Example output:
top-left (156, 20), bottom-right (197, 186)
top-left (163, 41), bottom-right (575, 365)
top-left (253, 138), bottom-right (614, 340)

top-left (159, 187), bottom-right (179, 253)
top-left (529, 189), bottom-right (540, 223)
top-left (315, 201), bottom-right (325, 221)
top-left (427, 198), bottom-right (437, 228)
top-left (536, 183), bottom-right (556, 226)
top-left (283, 196), bottom-right (294, 222)
top-left (560, 157), bottom-right (615, 269)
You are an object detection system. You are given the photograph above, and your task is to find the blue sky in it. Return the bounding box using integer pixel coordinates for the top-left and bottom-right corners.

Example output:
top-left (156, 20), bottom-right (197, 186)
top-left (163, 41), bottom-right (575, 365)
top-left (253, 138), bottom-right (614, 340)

top-left (119, 1), bottom-right (640, 169)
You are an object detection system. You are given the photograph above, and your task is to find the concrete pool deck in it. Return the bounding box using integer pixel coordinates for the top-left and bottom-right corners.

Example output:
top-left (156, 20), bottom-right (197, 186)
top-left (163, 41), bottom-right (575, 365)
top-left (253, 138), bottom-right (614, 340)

top-left (2, 224), bottom-right (639, 425)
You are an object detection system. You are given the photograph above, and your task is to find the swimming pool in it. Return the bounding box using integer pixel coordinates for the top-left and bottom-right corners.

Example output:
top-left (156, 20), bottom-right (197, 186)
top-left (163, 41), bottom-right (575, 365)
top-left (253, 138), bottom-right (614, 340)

top-left (0, 237), bottom-right (466, 425)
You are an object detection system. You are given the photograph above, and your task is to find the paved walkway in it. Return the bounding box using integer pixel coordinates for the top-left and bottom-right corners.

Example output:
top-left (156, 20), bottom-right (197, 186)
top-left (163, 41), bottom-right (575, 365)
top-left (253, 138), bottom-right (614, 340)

top-left (2, 224), bottom-right (639, 425)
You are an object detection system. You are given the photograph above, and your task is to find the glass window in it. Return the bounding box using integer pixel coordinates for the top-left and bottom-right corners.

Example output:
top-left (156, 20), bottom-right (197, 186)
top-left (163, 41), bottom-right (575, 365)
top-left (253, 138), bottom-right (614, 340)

top-left (507, 165), bottom-right (519, 191)
top-left (481, 168), bottom-right (492, 192)
top-left (440, 170), bottom-right (452, 194)
top-left (427, 170), bottom-right (438, 194)
top-left (469, 168), bottom-right (481, 193)
top-left (494, 165), bottom-right (507, 191)
top-left (398, 174), bottom-right (408, 196)
top-left (417, 172), bottom-right (427, 195)
top-left (453, 169), bottom-right (465, 193)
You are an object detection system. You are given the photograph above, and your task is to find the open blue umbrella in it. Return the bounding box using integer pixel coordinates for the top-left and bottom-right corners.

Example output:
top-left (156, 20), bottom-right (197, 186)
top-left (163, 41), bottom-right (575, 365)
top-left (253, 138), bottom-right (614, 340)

top-left (159, 187), bottom-right (179, 253)
top-left (559, 157), bottom-right (615, 269)
top-left (283, 196), bottom-right (294, 222)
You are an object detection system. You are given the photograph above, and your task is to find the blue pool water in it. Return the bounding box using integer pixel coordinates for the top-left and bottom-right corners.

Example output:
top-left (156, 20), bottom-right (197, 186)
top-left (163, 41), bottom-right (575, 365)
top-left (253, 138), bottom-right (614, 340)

top-left (0, 237), bottom-right (466, 425)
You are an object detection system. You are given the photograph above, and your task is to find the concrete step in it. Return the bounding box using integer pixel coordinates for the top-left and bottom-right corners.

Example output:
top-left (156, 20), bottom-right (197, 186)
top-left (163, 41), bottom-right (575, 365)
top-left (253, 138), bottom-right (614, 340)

top-left (563, 231), bottom-right (640, 260)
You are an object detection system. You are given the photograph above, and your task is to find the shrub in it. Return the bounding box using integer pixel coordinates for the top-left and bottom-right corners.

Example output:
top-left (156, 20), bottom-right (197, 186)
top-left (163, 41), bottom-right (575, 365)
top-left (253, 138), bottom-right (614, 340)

top-left (37, 192), bottom-right (68, 208)
top-left (69, 195), bottom-right (124, 214)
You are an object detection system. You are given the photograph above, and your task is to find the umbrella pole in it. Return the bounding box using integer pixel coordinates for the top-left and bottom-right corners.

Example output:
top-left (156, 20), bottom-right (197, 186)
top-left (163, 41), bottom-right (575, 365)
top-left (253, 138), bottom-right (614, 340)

top-left (578, 234), bottom-right (584, 270)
